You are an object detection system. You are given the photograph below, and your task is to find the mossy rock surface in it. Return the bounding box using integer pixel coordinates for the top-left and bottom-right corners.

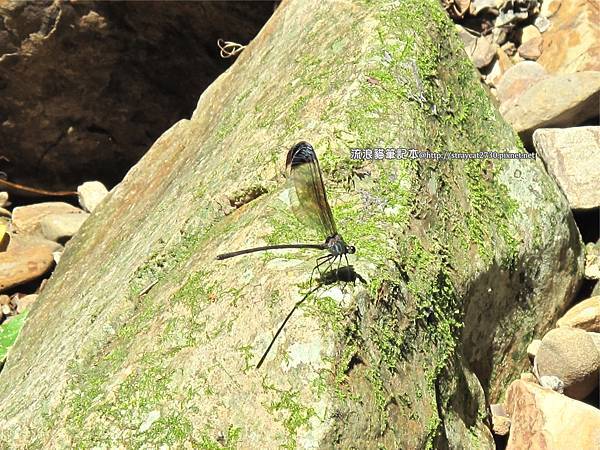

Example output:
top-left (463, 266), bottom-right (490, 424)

top-left (0, 0), bottom-right (582, 448)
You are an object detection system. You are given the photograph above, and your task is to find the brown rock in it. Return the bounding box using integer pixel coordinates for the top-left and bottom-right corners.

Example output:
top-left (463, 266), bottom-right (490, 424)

top-left (535, 327), bottom-right (600, 400)
top-left (537, 0), bottom-right (600, 73)
top-left (540, 0), bottom-right (561, 18)
top-left (505, 380), bottom-right (600, 450)
top-left (486, 47), bottom-right (514, 88)
top-left (496, 47), bottom-right (513, 72)
top-left (501, 72), bottom-right (600, 147)
top-left (12, 202), bottom-right (85, 236)
top-left (0, 0), bottom-right (586, 445)
top-left (518, 37), bottom-right (543, 60)
top-left (0, 236), bottom-right (61, 292)
top-left (15, 294), bottom-right (38, 314)
top-left (471, 35), bottom-right (497, 68)
top-left (557, 296), bottom-right (600, 332)
top-left (533, 127), bottom-right (600, 210)
top-left (496, 61), bottom-right (548, 103)
top-left (520, 24), bottom-right (541, 44)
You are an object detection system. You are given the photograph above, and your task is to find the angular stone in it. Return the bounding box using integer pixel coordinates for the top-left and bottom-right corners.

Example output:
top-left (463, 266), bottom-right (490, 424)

top-left (486, 47), bottom-right (514, 87)
top-left (501, 72), bottom-right (600, 147)
top-left (518, 36), bottom-right (542, 60)
top-left (520, 24), bottom-right (541, 43)
top-left (535, 327), bottom-right (600, 400)
top-left (505, 380), bottom-right (600, 450)
top-left (534, 15), bottom-right (551, 33)
top-left (0, 1), bottom-right (585, 446)
top-left (12, 202), bottom-right (84, 236)
top-left (471, 35), bottom-right (497, 68)
top-left (533, 127), bottom-right (600, 210)
top-left (557, 296), bottom-right (600, 332)
top-left (537, 0), bottom-right (600, 73)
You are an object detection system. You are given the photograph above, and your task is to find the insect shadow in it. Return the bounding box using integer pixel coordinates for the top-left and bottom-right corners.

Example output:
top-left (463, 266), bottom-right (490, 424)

top-left (256, 265), bottom-right (366, 369)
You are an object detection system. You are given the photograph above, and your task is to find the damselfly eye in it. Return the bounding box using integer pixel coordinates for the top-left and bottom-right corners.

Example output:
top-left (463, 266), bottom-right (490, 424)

top-left (348, 245), bottom-right (356, 254)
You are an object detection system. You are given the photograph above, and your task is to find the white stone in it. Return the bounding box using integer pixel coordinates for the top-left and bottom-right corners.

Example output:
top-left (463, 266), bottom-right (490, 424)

top-left (77, 181), bottom-right (108, 213)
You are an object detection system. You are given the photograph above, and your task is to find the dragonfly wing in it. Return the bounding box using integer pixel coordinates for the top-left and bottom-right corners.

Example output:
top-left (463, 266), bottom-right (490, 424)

top-left (286, 142), bottom-right (337, 238)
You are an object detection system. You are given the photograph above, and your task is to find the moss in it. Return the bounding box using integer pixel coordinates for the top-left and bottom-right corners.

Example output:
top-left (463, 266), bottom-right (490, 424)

top-left (263, 382), bottom-right (317, 450)
top-left (237, 344), bottom-right (255, 373)
top-left (197, 425), bottom-right (242, 450)
top-left (366, 368), bottom-right (388, 426)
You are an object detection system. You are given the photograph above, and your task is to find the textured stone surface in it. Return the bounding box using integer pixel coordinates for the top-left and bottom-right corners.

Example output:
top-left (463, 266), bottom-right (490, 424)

top-left (0, 0), bottom-right (274, 191)
top-left (40, 212), bottom-right (89, 243)
top-left (557, 296), bottom-right (600, 332)
top-left (0, 0), bottom-right (583, 447)
top-left (496, 61), bottom-right (548, 103)
top-left (471, 36), bottom-right (497, 68)
top-left (505, 380), bottom-right (600, 450)
top-left (501, 72), bottom-right (600, 147)
top-left (77, 181), bottom-right (108, 213)
top-left (537, 0), bottom-right (600, 73)
top-left (0, 236), bottom-right (60, 292)
top-left (533, 127), bottom-right (600, 210)
top-left (518, 36), bottom-right (542, 60)
top-left (12, 202), bottom-right (86, 235)
top-left (15, 294), bottom-right (37, 314)
top-left (535, 327), bottom-right (600, 399)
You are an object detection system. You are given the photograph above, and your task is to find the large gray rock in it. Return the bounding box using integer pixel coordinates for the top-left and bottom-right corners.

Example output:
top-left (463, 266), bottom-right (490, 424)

top-left (0, 0), bottom-right (583, 448)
